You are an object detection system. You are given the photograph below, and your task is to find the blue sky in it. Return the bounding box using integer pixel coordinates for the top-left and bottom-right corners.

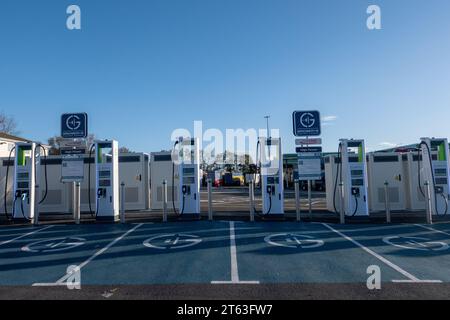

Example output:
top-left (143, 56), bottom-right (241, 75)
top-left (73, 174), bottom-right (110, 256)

top-left (1, 0), bottom-right (450, 154)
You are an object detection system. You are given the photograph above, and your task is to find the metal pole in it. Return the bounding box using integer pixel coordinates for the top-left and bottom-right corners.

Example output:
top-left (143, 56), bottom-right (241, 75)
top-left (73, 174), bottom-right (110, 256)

top-left (249, 180), bottom-right (255, 222)
top-left (33, 184), bottom-right (39, 226)
top-left (294, 179), bottom-right (301, 222)
top-left (72, 181), bottom-right (76, 219)
top-left (308, 179), bottom-right (312, 220)
top-left (207, 179), bottom-right (213, 221)
top-left (162, 180), bottom-right (167, 222)
top-left (339, 182), bottom-right (345, 224)
top-left (425, 181), bottom-right (433, 225)
top-left (264, 115), bottom-right (270, 138)
top-left (75, 182), bottom-right (81, 225)
top-left (120, 182), bottom-right (125, 224)
top-left (384, 181), bottom-right (391, 223)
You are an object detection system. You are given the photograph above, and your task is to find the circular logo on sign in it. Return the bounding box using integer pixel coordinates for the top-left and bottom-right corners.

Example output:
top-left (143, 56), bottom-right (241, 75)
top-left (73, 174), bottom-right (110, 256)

top-left (300, 112), bottom-right (316, 128)
top-left (143, 233), bottom-right (202, 250)
top-left (66, 115), bottom-right (82, 131)
top-left (264, 233), bottom-right (324, 249)
top-left (22, 237), bottom-right (86, 253)
top-left (383, 236), bottom-right (448, 252)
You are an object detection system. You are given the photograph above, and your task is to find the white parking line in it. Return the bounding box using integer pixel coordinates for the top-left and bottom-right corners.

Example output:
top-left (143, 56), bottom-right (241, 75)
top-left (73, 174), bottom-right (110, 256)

top-left (229, 221), bottom-right (239, 282)
top-left (33, 223), bottom-right (143, 287)
top-left (322, 223), bottom-right (442, 283)
top-left (0, 226), bottom-right (54, 247)
top-left (415, 224), bottom-right (450, 237)
top-left (211, 221), bottom-right (259, 284)
top-left (0, 226), bottom-right (42, 233)
top-left (323, 224), bottom-right (412, 233)
top-left (392, 279), bottom-right (442, 283)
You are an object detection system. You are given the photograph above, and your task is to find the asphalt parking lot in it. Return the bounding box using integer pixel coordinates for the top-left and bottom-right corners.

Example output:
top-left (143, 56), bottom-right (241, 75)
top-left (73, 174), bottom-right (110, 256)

top-left (1, 220), bottom-right (450, 299)
top-left (202, 187), bottom-right (328, 214)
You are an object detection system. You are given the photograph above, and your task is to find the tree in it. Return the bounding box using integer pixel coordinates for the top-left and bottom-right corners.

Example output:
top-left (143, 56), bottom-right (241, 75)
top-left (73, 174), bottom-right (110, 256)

top-left (0, 112), bottom-right (19, 135)
top-left (47, 134), bottom-right (96, 155)
top-left (118, 147), bottom-right (131, 153)
top-left (47, 136), bottom-right (65, 155)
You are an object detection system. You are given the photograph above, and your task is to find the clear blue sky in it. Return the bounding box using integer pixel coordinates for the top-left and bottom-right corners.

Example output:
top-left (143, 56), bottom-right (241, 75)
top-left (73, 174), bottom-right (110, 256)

top-left (1, 0), bottom-right (450, 153)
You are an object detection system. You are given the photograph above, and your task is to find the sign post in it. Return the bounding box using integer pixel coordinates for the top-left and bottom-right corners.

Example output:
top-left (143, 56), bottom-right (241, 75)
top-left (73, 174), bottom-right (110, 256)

top-left (294, 179), bottom-right (300, 222)
top-left (74, 182), bottom-right (81, 224)
top-left (297, 146), bottom-right (322, 218)
top-left (61, 113), bottom-right (88, 224)
top-left (293, 111), bottom-right (322, 221)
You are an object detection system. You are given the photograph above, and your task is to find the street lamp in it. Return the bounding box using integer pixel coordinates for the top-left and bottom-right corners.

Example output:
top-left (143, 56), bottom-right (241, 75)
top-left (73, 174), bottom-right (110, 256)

top-left (264, 115), bottom-right (270, 138)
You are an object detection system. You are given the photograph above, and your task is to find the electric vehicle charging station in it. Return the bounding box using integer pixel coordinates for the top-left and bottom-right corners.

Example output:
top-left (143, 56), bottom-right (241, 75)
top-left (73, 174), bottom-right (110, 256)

top-left (12, 142), bottom-right (37, 221)
top-left (92, 140), bottom-right (120, 222)
top-left (419, 137), bottom-right (449, 216)
top-left (173, 137), bottom-right (200, 216)
top-left (2, 142), bottom-right (48, 222)
top-left (258, 137), bottom-right (284, 215)
top-left (329, 139), bottom-right (369, 217)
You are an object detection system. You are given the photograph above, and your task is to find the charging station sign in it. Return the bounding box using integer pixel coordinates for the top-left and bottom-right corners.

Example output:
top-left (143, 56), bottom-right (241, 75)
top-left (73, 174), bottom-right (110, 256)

top-left (61, 154), bottom-right (84, 182)
top-left (61, 113), bottom-right (88, 139)
top-left (297, 147), bottom-right (322, 181)
top-left (293, 111), bottom-right (321, 137)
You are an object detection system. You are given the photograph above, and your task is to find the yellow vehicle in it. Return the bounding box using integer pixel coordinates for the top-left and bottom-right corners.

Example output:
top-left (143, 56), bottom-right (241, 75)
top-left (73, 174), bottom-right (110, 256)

top-left (232, 174), bottom-right (244, 186)
top-left (222, 172), bottom-right (244, 186)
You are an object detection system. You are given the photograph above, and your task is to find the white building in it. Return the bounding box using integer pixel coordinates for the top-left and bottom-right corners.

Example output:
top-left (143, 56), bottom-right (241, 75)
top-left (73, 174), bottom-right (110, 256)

top-left (0, 132), bottom-right (30, 157)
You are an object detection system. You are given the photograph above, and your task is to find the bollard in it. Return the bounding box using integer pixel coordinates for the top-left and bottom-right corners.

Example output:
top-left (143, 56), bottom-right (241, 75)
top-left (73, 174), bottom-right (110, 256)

top-left (162, 180), bottom-right (168, 222)
top-left (339, 182), bottom-right (345, 224)
top-left (72, 181), bottom-right (76, 219)
top-left (308, 180), bottom-right (312, 220)
top-left (249, 180), bottom-right (255, 222)
top-left (384, 181), bottom-right (391, 223)
top-left (120, 182), bottom-right (126, 224)
top-left (207, 179), bottom-right (213, 221)
top-left (75, 182), bottom-right (81, 225)
top-left (425, 181), bottom-right (433, 225)
top-left (294, 180), bottom-right (301, 222)
top-left (33, 184), bottom-right (40, 226)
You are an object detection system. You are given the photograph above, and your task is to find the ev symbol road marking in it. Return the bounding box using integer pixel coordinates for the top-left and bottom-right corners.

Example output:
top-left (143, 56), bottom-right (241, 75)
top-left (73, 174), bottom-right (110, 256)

top-left (383, 236), bottom-right (449, 252)
top-left (66, 114), bottom-right (82, 131)
top-left (264, 233), bottom-right (324, 249)
top-left (300, 112), bottom-right (316, 128)
top-left (22, 237), bottom-right (86, 253)
top-left (143, 234), bottom-right (202, 250)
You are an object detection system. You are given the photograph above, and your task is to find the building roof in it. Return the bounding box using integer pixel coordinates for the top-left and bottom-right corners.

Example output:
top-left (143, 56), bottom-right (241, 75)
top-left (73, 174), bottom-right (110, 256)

top-left (0, 132), bottom-right (29, 143)
top-left (372, 144), bottom-right (423, 153)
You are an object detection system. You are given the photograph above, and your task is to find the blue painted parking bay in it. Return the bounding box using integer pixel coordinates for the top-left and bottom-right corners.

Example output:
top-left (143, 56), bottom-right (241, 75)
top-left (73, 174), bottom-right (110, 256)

top-left (0, 221), bottom-right (449, 286)
top-left (0, 224), bottom-right (143, 285)
top-left (78, 221), bottom-right (231, 285)
top-left (330, 223), bottom-right (450, 282)
top-left (235, 222), bottom-right (403, 283)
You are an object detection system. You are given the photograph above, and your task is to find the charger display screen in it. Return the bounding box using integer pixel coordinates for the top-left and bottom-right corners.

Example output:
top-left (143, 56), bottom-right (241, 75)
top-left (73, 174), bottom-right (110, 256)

top-left (17, 182), bottom-right (29, 189)
top-left (98, 170), bottom-right (111, 178)
top-left (17, 172), bottom-right (29, 180)
top-left (183, 168), bottom-right (195, 175)
top-left (99, 180), bottom-right (111, 187)
top-left (352, 179), bottom-right (364, 186)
